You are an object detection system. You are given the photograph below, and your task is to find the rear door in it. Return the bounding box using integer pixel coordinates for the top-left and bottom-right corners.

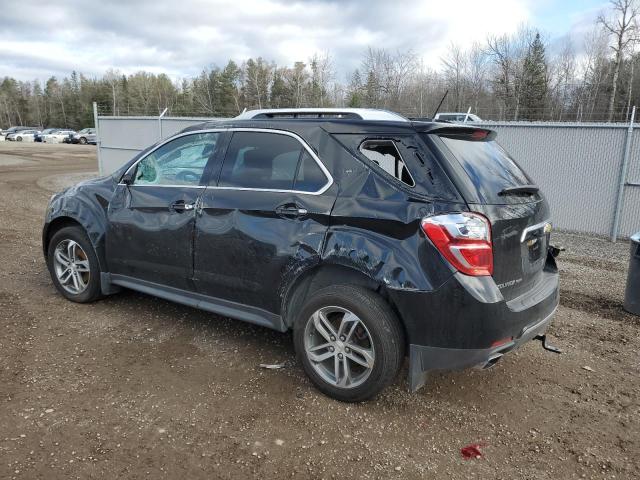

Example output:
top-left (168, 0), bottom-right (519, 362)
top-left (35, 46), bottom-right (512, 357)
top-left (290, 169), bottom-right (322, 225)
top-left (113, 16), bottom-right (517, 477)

top-left (426, 130), bottom-right (551, 301)
top-left (193, 129), bottom-right (336, 314)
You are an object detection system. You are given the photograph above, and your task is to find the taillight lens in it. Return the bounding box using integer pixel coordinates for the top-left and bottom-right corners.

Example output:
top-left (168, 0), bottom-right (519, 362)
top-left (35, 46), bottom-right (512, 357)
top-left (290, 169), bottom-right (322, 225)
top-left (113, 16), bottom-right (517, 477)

top-left (421, 212), bottom-right (493, 276)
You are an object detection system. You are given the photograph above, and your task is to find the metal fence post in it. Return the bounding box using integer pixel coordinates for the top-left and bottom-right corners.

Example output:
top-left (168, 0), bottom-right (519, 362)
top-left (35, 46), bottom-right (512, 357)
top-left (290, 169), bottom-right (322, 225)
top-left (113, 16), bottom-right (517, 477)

top-left (93, 102), bottom-right (103, 176)
top-left (158, 108), bottom-right (168, 141)
top-left (612, 105), bottom-right (636, 242)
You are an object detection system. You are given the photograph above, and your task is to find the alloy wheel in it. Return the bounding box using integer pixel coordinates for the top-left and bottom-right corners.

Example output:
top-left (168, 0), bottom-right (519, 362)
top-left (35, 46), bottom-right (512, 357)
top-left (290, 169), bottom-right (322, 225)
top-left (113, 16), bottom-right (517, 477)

top-left (52, 239), bottom-right (91, 294)
top-left (303, 306), bottom-right (375, 389)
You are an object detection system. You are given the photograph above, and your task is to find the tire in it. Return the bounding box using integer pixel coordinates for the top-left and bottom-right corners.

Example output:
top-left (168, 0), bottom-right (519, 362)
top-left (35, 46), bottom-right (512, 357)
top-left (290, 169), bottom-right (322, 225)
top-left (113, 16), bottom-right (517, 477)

top-left (16, 136), bottom-right (22, 142)
top-left (47, 226), bottom-right (102, 303)
top-left (293, 285), bottom-right (404, 402)
top-left (79, 137), bottom-right (87, 145)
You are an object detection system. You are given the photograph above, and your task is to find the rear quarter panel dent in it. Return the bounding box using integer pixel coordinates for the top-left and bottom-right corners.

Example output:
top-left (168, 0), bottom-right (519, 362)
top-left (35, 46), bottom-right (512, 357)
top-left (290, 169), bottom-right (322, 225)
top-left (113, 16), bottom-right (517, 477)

top-left (321, 228), bottom-right (450, 291)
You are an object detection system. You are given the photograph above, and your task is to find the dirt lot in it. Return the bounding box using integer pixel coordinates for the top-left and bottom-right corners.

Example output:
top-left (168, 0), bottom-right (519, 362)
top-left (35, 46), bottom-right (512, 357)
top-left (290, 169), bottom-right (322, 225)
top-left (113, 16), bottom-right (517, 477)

top-left (0, 141), bottom-right (638, 479)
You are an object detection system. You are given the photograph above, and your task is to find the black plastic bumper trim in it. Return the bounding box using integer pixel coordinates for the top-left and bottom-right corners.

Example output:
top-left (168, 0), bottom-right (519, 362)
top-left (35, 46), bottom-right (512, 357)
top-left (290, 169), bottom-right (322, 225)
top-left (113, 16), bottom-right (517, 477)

top-left (408, 305), bottom-right (557, 392)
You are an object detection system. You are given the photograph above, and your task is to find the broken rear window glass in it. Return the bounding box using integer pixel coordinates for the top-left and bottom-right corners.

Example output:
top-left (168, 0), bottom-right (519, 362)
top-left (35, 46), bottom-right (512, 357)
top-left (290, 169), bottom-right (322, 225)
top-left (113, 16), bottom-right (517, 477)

top-left (359, 140), bottom-right (415, 187)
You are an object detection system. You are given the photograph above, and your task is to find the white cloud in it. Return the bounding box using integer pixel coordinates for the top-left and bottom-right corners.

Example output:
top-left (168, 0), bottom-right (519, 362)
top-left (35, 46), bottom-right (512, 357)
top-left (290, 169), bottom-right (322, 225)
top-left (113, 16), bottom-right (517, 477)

top-left (0, 0), bottom-right (532, 81)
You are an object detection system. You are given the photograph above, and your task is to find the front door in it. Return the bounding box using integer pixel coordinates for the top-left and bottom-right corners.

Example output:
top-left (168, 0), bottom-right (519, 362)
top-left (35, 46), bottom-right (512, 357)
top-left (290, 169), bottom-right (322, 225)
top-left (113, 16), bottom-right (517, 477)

top-left (107, 131), bottom-right (222, 290)
top-left (193, 130), bottom-right (337, 314)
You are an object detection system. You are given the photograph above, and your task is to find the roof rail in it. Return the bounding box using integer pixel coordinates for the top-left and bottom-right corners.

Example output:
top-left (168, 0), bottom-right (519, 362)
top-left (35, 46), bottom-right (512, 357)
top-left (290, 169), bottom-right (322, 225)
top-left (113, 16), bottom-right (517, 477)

top-left (235, 108), bottom-right (409, 122)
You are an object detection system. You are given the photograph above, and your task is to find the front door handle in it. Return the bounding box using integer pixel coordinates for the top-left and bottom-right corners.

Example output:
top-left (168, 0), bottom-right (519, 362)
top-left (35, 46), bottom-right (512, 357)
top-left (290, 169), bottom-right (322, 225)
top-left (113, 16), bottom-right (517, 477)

top-left (170, 200), bottom-right (195, 212)
top-left (275, 204), bottom-right (308, 218)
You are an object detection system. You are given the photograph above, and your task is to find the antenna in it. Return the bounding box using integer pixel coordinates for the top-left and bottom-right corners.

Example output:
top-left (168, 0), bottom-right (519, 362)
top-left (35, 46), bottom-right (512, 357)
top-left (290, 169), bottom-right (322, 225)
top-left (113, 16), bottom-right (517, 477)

top-left (432, 90), bottom-right (448, 118)
top-left (464, 106), bottom-right (471, 123)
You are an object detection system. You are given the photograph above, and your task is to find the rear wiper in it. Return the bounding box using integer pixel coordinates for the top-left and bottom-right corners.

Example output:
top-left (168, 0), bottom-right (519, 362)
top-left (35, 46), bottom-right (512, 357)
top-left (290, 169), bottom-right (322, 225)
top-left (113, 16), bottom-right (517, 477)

top-left (498, 184), bottom-right (540, 196)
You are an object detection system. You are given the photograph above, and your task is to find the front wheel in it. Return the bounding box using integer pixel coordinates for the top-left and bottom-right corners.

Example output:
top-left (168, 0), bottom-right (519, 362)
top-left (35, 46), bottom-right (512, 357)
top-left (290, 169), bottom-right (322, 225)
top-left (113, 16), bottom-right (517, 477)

top-left (294, 285), bottom-right (404, 402)
top-left (79, 137), bottom-right (87, 145)
top-left (47, 226), bottom-right (102, 303)
top-left (16, 136), bottom-right (22, 142)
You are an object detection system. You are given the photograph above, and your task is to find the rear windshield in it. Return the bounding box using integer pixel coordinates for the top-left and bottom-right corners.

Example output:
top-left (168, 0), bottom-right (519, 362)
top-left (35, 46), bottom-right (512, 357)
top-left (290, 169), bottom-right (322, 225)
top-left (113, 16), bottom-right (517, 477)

top-left (437, 136), bottom-right (533, 203)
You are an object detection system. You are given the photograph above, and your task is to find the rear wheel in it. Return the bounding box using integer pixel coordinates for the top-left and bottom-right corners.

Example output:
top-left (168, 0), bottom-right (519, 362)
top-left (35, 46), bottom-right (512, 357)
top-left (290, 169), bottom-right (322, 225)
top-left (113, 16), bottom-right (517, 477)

top-left (294, 285), bottom-right (404, 402)
top-left (47, 226), bottom-right (102, 303)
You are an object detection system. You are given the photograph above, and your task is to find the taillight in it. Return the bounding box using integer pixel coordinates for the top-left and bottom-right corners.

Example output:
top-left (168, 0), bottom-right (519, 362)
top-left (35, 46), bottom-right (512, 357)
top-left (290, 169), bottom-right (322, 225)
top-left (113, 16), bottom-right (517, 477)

top-left (421, 212), bottom-right (493, 276)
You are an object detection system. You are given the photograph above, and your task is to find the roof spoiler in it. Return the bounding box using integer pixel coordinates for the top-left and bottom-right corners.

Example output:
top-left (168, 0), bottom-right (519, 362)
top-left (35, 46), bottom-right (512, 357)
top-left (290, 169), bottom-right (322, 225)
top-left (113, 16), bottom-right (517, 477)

top-left (413, 124), bottom-right (496, 141)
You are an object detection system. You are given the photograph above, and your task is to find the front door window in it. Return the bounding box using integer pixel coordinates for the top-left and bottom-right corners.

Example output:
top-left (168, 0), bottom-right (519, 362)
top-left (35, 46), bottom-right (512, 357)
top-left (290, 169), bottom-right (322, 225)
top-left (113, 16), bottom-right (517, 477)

top-left (134, 132), bottom-right (220, 186)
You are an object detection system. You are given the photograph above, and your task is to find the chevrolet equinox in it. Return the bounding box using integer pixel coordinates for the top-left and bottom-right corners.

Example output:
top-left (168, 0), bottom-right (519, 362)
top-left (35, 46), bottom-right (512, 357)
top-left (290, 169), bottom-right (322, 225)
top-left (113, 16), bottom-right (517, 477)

top-left (43, 108), bottom-right (559, 402)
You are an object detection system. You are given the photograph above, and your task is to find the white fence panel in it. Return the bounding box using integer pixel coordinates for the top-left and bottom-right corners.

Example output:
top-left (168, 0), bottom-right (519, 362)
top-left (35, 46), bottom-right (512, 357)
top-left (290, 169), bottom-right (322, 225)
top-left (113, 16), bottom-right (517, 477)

top-left (96, 116), bottom-right (214, 174)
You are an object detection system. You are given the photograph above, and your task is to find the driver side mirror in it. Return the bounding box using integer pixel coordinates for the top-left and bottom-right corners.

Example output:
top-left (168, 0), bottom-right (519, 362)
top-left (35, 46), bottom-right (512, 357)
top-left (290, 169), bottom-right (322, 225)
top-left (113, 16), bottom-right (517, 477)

top-left (121, 171), bottom-right (134, 185)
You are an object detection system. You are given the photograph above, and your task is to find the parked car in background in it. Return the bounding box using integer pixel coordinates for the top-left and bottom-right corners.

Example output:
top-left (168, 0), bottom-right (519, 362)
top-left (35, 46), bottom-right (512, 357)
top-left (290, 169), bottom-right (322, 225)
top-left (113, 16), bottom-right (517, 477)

top-left (42, 107), bottom-right (559, 402)
top-left (43, 129), bottom-right (77, 144)
top-left (35, 128), bottom-right (59, 142)
top-left (71, 128), bottom-right (96, 144)
top-left (7, 129), bottom-right (41, 142)
top-left (434, 112), bottom-right (482, 123)
top-left (3, 126), bottom-right (40, 139)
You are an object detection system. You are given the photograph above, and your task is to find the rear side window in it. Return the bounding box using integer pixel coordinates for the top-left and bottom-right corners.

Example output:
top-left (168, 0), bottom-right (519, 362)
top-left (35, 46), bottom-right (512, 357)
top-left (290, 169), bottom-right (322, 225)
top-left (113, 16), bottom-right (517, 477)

top-left (437, 136), bottom-right (532, 203)
top-left (359, 139), bottom-right (415, 187)
top-left (218, 131), bottom-right (328, 192)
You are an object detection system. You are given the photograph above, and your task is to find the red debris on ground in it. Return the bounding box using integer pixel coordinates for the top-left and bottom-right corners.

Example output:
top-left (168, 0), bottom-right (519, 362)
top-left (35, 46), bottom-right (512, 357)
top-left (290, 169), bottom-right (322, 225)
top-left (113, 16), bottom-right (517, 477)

top-left (460, 443), bottom-right (483, 459)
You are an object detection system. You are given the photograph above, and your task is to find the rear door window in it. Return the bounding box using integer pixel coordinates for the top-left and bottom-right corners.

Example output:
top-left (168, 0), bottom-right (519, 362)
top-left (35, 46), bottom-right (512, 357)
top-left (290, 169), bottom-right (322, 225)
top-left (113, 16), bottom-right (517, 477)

top-left (294, 151), bottom-right (328, 192)
top-left (218, 131), bottom-right (329, 192)
top-left (436, 134), bottom-right (534, 204)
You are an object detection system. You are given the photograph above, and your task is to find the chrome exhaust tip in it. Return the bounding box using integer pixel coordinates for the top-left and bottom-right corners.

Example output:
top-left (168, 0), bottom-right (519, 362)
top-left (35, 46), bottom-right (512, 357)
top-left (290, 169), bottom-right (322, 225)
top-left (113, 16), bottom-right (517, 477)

top-left (483, 354), bottom-right (503, 369)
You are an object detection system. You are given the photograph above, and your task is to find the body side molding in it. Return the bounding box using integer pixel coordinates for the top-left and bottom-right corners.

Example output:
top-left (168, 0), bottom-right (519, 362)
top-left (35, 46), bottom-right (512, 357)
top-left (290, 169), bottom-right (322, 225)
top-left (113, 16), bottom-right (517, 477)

top-left (105, 273), bottom-right (287, 332)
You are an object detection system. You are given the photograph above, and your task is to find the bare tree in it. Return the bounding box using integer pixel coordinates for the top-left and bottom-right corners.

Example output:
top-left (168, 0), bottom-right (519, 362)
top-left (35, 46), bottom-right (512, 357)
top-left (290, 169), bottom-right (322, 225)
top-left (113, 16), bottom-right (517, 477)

top-left (549, 39), bottom-right (576, 120)
top-left (104, 69), bottom-right (121, 115)
top-left (486, 34), bottom-right (516, 119)
top-left (309, 52), bottom-right (334, 107)
top-left (578, 26), bottom-right (611, 120)
top-left (467, 43), bottom-right (488, 113)
top-left (441, 43), bottom-right (467, 111)
top-left (361, 47), bottom-right (417, 110)
top-left (598, 0), bottom-right (639, 121)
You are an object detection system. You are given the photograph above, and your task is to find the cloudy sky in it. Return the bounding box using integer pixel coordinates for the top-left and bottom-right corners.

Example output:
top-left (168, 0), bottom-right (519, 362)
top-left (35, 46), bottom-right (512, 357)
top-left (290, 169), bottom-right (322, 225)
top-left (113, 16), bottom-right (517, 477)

top-left (1, 0), bottom-right (610, 82)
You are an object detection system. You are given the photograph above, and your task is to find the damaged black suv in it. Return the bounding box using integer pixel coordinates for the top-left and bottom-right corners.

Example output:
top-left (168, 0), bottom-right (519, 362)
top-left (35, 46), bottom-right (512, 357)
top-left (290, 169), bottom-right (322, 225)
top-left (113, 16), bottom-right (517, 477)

top-left (43, 108), bottom-right (559, 402)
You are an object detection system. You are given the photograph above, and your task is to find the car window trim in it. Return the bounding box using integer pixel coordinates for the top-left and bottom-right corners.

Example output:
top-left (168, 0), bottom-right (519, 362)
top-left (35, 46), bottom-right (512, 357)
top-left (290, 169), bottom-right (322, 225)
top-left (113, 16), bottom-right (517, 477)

top-left (119, 128), bottom-right (334, 195)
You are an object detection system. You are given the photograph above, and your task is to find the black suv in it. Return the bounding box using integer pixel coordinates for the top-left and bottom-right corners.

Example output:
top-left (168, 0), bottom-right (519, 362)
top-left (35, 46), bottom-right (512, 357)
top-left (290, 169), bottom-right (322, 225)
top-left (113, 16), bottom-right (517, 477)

top-left (43, 108), bottom-right (559, 402)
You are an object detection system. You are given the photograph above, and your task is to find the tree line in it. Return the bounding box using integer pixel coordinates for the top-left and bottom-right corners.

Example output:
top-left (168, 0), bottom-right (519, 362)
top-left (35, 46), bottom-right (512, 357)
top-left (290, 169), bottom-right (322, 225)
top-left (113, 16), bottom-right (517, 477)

top-left (1, 0), bottom-right (639, 129)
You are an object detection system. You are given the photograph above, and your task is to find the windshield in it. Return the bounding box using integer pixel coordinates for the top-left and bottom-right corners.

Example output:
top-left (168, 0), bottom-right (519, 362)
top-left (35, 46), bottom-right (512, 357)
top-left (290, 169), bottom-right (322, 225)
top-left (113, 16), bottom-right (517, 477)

top-left (437, 135), bottom-right (535, 204)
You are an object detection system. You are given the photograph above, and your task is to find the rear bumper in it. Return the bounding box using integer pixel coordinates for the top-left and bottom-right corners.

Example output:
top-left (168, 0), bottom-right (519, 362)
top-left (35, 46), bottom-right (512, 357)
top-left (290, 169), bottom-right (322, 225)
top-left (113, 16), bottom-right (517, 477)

top-left (388, 253), bottom-right (560, 392)
top-left (408, 305), bottom-right (556, 391)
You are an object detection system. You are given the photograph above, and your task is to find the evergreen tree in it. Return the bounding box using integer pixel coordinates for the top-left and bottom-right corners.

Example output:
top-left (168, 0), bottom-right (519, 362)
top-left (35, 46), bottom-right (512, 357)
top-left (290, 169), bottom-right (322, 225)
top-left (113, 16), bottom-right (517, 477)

top-left (270, 67), bottom-right (291, 108)
top-left (220, 61), bottom-right (241, 115)
top-left (520, 32), bottom-right (548, 120)
top-left (347, 69), bottom-right (363, 107)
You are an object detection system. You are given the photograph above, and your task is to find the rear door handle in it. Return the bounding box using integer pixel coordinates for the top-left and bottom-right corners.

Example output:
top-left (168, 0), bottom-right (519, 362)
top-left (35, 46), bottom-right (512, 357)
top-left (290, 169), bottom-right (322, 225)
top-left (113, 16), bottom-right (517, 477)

top-left (275, 204), bottom-right (308, 218)
top-left (170, 200), bottom-right (195, 212)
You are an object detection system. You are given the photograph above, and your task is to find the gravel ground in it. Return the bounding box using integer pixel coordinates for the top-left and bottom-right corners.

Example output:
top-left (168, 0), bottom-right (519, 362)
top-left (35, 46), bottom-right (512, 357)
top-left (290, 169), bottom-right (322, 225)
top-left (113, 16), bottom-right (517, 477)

top-left (0, 142), bottom-right (638, 479)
